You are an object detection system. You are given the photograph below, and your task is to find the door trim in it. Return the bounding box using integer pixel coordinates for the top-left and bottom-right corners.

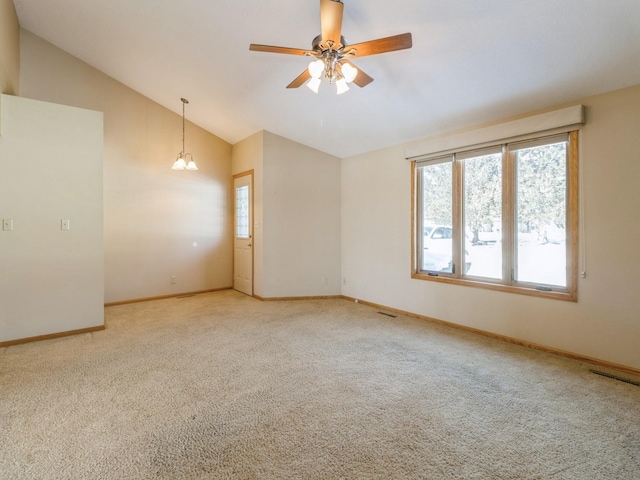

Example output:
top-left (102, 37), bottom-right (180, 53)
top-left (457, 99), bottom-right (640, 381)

top-left (233, 170), bottom-right (254, 296)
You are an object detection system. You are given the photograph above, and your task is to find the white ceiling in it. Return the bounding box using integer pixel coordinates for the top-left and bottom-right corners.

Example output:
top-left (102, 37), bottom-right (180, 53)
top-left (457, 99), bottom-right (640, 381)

top-left (13, 0), bottom-right (640, 158)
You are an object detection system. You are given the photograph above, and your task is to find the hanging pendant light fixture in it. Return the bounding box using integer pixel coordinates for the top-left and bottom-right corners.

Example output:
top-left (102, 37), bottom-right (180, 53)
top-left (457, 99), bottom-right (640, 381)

top-left (172, 97), bottom-right (198, 171)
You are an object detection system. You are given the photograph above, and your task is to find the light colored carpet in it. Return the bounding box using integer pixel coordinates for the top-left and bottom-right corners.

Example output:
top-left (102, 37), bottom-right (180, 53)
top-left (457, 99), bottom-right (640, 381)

top-left (1, 290), bottom-right (639, 479)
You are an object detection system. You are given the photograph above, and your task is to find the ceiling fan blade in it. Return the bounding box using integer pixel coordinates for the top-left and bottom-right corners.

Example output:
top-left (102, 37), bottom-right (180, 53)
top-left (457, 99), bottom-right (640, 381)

top-left (320, 0), bottom-right (344, 49)
top-left (342, 60), bottom-right (374, 88)
top-left (287, 69), bottom-right (312, 89)
top-left (250, 44), bottom-right (311, 56)
top-left (344, 32), bottom-right (412, 57)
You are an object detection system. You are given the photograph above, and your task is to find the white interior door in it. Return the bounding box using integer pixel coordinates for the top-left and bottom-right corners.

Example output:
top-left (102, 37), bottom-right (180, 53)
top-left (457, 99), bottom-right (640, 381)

top-left (233, 173), bottom-right (253, 295)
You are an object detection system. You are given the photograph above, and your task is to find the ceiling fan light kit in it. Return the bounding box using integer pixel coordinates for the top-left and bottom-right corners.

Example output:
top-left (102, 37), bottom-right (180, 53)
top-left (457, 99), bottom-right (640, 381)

top-left (249, 0), bottom-right (412, 94)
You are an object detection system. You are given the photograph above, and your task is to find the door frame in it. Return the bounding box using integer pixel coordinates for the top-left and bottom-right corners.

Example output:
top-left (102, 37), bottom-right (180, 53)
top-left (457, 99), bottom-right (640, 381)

top-left (232, 170), bottom-right (254, 296)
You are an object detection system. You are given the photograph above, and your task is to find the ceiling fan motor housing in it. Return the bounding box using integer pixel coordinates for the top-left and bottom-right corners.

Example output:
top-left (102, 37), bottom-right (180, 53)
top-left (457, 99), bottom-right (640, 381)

top-left (312, 35), bottom-right (349, 83)
top-left (312, 34), bottom-right (347, 52)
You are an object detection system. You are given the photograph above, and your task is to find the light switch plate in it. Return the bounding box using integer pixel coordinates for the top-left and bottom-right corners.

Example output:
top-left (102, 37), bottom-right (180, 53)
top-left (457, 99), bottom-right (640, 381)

top-left (2, 218), bottom-right (13, 231)
top-left (61, 219), bottom-right (70, 231)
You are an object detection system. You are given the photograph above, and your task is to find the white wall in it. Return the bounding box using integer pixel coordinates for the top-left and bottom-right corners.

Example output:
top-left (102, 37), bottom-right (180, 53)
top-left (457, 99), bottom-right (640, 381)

top-left (19, 30), bottom-right (234, 303)
top-left (342, 84), bottom-right (640, 371)
top-left (0, 94), bottom-right (103, 342)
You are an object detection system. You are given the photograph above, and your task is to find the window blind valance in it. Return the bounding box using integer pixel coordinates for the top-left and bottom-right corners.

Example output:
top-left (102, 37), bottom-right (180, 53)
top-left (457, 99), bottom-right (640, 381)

top-left (405, 105), bottom-right (584, 161)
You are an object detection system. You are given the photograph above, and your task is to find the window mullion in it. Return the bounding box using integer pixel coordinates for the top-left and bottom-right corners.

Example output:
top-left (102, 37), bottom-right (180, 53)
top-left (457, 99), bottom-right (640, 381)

top-left (502, 145), bottom-right (515, 285)
top-left (412, 162), bottom-right (419, 274)
top-left (452, 158), bottom-right (463, 278)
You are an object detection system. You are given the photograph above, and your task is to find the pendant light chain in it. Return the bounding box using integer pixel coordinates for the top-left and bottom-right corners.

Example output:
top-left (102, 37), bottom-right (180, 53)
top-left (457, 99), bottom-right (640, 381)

top-left (181, 98), bottom-right (187, 155)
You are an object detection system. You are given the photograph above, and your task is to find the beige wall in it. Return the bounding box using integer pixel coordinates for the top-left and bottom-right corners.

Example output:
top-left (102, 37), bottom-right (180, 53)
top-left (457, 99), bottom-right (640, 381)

top-left (232, 131), bottom-right (341, 298)
top-left (19, 30), bottom-right (233, 303)
top-left (9, 17), bottom-right (638, 370)
top-left (262, 132), bottom-right (341, 297)
top-left (0, 94), bottom-right (103, 342)
top-left (231, 131), bottom-right (264, 295)
top-left (342, 84), bottom-right (640, 371)
top-left (0, 0), bottom-right (19, 95)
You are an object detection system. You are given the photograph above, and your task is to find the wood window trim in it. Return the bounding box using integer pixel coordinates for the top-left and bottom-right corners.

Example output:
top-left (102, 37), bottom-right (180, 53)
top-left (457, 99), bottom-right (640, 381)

top-left (411, 131), bottom-right (578, 302)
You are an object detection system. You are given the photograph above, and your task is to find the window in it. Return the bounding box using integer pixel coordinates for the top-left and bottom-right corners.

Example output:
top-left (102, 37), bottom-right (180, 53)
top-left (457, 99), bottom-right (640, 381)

top-left (412, 131), bottom-right (578, 300)
top-left (235, 185), bottom-right (250, 238)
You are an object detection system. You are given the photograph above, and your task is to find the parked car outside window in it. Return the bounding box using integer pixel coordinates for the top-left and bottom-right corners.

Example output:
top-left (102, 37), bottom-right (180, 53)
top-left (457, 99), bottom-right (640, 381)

top-left (423, 225), bottom-right (472, 273)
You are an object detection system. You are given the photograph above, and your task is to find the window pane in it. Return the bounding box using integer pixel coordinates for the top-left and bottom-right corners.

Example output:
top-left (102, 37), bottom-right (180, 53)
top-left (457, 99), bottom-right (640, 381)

top-left (235, 185), bottom-right (250, 238)
top-left (515, 141), bottom-right (567, 286)
top-left (463, 152), bottom-right (502, 278)
top-left (421, 162), bottom-right (453, 272)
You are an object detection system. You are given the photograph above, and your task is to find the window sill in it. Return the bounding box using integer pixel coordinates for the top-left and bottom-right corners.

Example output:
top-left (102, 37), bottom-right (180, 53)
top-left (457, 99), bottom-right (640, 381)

top-left (411, 272), bottom-right (577, 302)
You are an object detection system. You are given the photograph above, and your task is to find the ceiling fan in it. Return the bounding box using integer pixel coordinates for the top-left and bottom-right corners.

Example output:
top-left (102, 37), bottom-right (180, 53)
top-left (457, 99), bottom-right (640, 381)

top-left (249, 0), bottom-right (412, 94)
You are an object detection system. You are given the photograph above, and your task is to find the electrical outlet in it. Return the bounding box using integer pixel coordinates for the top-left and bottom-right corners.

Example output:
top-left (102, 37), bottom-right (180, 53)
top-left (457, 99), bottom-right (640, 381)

top-left (343, 277), bottom-right (347, 286)
top-left (170, 275), bottom-right (177, 284)
top-left (323, 277), bottom-right (328, 286)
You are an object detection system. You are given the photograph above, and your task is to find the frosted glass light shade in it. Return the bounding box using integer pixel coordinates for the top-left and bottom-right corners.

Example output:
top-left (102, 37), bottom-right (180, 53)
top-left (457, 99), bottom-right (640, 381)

top-left (172, 156), bottom-right (187, 170)
top-left (307, 77), bottom-right (321, 93)
top-left (336, 78), bottom-right (349, 95)
top-left (308, 60), bottom-right (324, 79)
top-left (186, 159), bottom-right (198, 170)
top-left (341, 63), bottom-right (358, 83)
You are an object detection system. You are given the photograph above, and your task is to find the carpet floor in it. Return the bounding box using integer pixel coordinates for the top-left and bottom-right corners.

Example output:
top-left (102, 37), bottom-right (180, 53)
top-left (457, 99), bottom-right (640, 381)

top-left (1, 290), bottom-right (639, 479)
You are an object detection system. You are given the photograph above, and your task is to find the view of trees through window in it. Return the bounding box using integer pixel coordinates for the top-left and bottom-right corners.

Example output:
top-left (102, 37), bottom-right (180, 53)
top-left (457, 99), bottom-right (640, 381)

top-left (421, 161), bottom-right (453, 273)
top-left (417, 134), bottom-right (572, 293)
top-left (515, 141), bottom-right (567, 286)
top-left (463, 151), bottom-right (502, 279)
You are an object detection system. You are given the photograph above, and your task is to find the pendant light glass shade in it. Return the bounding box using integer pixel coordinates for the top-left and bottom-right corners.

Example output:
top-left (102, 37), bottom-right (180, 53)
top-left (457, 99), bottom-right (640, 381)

top-left (172, 155), bottom-right (187, 170)
top-left (186, 155), bottom-right (198, 170)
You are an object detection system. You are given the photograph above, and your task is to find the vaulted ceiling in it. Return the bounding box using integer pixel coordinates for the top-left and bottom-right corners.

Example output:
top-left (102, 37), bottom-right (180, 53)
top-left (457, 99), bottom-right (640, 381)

top-left (13, 0), bottom-right (640, 158)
